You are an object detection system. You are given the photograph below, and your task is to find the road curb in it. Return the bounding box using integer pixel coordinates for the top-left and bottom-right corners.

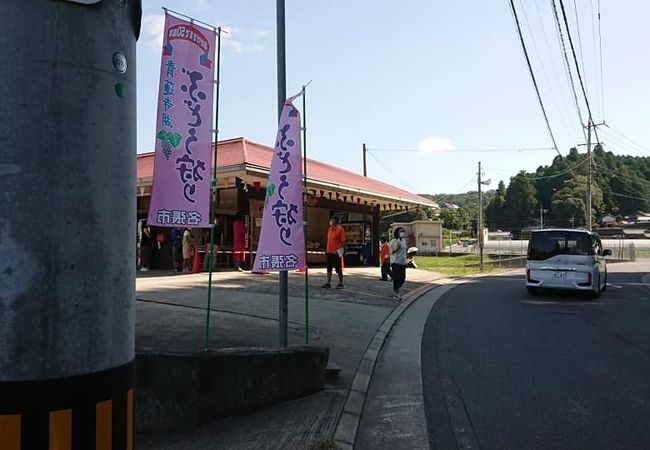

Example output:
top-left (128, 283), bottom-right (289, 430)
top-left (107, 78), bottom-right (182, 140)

top-left (333, 278), bottom-right (451, 448)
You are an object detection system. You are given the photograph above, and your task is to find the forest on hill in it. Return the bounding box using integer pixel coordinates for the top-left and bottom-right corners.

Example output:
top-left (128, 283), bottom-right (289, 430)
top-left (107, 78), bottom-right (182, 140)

top-left (400, 146), bottom-right (650, 233)
top-left (484, 146), bottom-right (650, 230)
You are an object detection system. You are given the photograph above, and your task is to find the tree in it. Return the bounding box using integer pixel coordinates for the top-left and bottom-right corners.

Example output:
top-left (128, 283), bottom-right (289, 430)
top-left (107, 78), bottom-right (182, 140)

top-left (440, 208), bottom-right (468, 231)
top-left (549, 175), bottom-right (603, 228)
top-left (502, 172), bottom-right (537, 230)
top-left (485, 180), bottom-right (506, 230)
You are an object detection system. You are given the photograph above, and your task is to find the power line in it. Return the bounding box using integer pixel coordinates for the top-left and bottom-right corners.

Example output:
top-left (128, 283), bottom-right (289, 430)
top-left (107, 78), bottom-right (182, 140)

top-left (550, 0), bottom-right (586, 139)
top-left (370, 147), bottom-right (556, 154)
top-left (518, 0), bottom-right (580, 141)
top-left (558, 0), bottom-right (600, 142)
top-left (508, 0), bottom-right (561, 156)
top-left (610, 192), bottom-right (649, 202)
top-left (572, 0), bottom-right (589, 99)
top-left (484, 158), bottom-right (588, 181)
top-left (604, 125), bottom-right (650, 154)
top-left (366, 150), bottom-right (420, 194)
top-left (597, 0), bottom-right (605, 120)
top-left (525, 158), bottom-right (590, 180)
top-left (594, 163), bottom-right (650, 187)
top-left (598, 130), bottom-right (649, 158)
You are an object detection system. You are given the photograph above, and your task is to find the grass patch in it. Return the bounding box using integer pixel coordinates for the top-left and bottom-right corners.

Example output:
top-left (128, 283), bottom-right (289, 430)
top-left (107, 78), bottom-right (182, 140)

top-left (414, 254), bottom-right (497, 276)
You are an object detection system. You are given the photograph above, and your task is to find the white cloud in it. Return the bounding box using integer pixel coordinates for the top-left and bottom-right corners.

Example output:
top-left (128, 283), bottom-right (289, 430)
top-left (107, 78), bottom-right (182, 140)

top-left (225, 40), bottom-right (266, 54)
top-left (252, 29), bottom-right (271, 38)
top-left (418, 136), bottom-right (454, 154)
top-left (221, 27), bottom-right (267, 53)
top-left (142, 14), bottom-right (165, 53)
top-left (196, 0), bottom-right (210, 9)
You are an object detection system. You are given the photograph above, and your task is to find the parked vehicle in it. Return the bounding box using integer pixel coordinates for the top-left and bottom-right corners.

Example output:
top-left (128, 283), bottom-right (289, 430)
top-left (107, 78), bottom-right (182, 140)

top-left (526, 229), bottom-right (612, 298)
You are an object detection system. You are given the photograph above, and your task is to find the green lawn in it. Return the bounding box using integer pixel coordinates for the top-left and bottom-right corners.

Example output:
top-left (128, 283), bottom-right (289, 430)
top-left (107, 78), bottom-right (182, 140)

top-left (414, 254), bottom-right (497, 276)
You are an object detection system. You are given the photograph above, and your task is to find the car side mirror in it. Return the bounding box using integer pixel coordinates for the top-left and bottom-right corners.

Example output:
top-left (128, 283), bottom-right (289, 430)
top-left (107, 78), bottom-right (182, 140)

top-left (603, 249), bottom-right (612, 256)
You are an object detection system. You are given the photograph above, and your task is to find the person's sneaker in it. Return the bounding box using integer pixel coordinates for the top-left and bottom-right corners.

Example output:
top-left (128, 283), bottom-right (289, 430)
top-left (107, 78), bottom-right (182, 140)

top-left (392, 292), bottom-right (402, 300)
top-left (140, 267), bottom-right (150, 272)
top-left (335, 283), bottom-right (344, 289)
top-left (321, 283), bottom-right (331, 288)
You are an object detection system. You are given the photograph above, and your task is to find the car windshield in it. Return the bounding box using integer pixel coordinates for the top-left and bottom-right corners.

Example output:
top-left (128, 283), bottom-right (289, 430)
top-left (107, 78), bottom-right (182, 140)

top-left (528, 231), bottom-right (593, 260)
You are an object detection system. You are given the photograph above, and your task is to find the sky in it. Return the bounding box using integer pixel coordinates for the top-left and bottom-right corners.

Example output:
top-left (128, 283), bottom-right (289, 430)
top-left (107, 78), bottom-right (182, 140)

top-left (136, 0), bottom-right (650, 195)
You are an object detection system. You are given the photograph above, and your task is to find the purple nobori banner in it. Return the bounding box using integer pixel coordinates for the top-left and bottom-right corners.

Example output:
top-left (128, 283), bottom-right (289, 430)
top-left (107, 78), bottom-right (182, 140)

top-left (252, 100), bottom-right (306, 272)
top-left (147, 13), bottom-right (216, 228)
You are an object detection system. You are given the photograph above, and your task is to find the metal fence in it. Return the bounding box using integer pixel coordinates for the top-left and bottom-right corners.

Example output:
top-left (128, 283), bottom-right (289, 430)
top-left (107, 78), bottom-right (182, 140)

top-left (447, 239), bottom-right (649, 262)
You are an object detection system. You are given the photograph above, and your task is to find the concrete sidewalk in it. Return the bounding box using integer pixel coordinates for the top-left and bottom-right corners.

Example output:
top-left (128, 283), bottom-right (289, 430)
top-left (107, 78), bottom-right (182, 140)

top-left (135, 266), bottom-right (441, 449)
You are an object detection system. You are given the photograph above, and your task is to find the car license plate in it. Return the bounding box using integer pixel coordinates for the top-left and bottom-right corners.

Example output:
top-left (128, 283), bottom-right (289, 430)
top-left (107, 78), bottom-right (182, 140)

top-left (552, 272), bottom-right (567, 279)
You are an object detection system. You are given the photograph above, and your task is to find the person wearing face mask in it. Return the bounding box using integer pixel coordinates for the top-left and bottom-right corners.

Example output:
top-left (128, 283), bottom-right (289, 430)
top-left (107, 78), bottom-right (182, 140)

top-left (389, 226), bottom-right (408, 300)
top-left (322, 216), bottom-right (346, 289)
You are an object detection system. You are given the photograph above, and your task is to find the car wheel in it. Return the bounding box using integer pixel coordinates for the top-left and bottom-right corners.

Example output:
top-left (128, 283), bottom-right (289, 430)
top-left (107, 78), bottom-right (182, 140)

top-left (527, 286), bottom-right (539, 296)
top-left (590, 275), bottom-right (601, 299)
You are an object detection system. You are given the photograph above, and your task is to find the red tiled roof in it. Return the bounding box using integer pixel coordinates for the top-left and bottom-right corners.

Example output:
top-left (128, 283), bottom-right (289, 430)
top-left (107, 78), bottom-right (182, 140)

top-left (137, 137), bottom-right (436, 207)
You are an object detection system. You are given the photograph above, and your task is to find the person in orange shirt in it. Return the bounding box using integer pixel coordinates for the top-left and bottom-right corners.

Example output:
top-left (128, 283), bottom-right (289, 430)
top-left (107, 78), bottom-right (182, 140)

top-left (379, 237), bottom-right (393, 281)
top-left (322, 216), bottom-right (346, 289)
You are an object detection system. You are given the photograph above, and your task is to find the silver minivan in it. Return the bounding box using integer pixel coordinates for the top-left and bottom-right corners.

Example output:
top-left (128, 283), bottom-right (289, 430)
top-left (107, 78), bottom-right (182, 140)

top-left (526, 229), bottom-right (611, 298)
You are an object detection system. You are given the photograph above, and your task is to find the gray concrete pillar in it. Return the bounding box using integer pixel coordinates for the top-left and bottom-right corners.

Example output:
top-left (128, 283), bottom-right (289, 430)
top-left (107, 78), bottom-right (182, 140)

top-left (0, 1), bottom-right (141, 448)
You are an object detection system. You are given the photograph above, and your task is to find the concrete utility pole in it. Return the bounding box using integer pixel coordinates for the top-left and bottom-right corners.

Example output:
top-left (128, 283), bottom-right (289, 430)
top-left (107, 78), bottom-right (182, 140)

top-left (585, 119), bottom-right (605, 231)
top-left (277, 0), bottom-right (289, 347)
top-left (478, 161), bottom-right (484, 272)
top-left (539, 205), bottom-right (548, 230)
top-left (363, 143), bottom-right (368, 177)
top-left (0, 1), bottom-right (141, 448)
top-left (586, 118), bottom-right (593, 231)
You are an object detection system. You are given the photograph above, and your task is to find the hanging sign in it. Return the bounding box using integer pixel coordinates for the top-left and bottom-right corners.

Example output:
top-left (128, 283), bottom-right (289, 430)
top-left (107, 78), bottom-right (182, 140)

top-left (252, 99), bottom-right (306, 272)
top-left (147, 13), bottom-right (216, 228)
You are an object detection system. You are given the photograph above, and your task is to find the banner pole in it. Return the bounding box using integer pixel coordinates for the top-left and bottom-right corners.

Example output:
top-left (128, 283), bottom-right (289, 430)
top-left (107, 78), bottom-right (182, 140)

top-left (277, 0), bottom-right (289, 348)
top-left (204, 27), bottom-right (221, 351)
top-left (302, 84), bottom-right (309, 345)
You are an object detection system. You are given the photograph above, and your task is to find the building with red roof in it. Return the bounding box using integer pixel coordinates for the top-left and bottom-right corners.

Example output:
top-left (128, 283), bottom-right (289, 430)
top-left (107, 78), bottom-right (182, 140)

top-left (137, 137), bottom-right (437, 268)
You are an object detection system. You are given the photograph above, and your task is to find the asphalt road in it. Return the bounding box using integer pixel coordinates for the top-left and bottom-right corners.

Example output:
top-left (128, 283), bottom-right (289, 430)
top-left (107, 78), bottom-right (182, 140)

top-left (422, 262), bottom-right (650, 450)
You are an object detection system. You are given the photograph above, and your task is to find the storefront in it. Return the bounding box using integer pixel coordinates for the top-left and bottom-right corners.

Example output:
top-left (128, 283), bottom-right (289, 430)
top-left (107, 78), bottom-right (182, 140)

top-left (136, 137), bottom-right (436, 270)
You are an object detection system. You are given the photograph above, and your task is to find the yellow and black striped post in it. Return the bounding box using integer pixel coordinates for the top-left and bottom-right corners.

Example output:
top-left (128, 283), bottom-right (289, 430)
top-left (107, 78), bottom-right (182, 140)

top-left (0, 1), bottom-right (141, 449)
top-left (0, 364), bottom-right (134, 449)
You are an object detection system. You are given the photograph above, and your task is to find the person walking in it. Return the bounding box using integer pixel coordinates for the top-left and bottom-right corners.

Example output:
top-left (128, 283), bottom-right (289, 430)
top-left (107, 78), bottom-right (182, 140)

top-left (379, 237), bottom-right (392, 281)
top-left (322, 216), bottom-right (346, 289)
top-left (389, 226), bottom-right (408, 300)
top-left (139, 223), bottom-right (153, 272)
top-left (182, 228), bottom-right (193, 272)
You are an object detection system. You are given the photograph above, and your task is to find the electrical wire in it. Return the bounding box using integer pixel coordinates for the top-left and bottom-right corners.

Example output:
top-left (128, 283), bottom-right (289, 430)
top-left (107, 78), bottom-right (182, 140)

top-left (572, 0), bottom-right (589, 98)
top-left (597, 129), bottom-right (649, 158)
top-left (518, 0), bottom-right (580, 141)
top-left (366, 150), bottom-right (421, 194)
top-left (558, 0), bottom-right (600, 142)
top-left (604, 125), bottom-right (650, 155)
top-left (594, 162), bottom-right (650, 187)
top-left (597, 0), bottom-right (605, 120)
top-left (484, 158), bottom-right (589, 181)
top-left (551, 0), bottom-right (586, 139)
top-left (508, 0), bottom-right (561, 156)
top-left (366, 147), bottom-right (556, 153)
top-left (610, 192), bottom-right (650, 202)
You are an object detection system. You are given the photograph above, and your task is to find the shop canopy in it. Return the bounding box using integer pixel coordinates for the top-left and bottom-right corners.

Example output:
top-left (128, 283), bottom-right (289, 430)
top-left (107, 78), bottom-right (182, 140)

top-left (137, 137), bottom-right (438, 212)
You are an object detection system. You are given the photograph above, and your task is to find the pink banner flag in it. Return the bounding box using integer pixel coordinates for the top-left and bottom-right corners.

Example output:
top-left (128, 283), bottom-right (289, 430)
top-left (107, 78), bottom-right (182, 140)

top-left (147, 13), bottom-right (216, 228)
top-left (252, 99), bottom-right (306, 272)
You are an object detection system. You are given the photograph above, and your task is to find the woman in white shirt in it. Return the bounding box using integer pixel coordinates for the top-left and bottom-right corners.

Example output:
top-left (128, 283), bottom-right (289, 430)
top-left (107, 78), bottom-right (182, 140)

top-left (389, 227), bottom-right (408, 300)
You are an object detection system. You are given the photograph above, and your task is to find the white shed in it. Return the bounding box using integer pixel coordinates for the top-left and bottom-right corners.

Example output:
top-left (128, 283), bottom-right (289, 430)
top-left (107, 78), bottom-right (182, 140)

top-left (390, 220), bottom-right (444, 255)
